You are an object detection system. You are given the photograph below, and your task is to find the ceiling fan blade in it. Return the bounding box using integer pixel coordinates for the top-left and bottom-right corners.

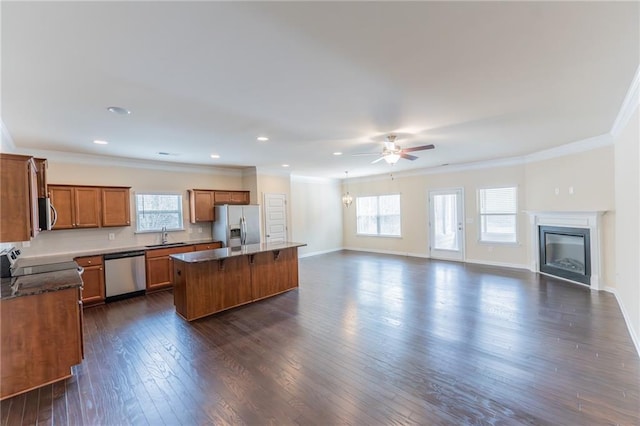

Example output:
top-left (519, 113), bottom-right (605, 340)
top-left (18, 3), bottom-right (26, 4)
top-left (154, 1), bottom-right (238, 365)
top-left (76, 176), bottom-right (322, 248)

top-left (371, 156), bottom-right (386, 164)
top-left (400, 153), bottom-right (418, 161)
top-left (403, 144), bottom-right (435, 153)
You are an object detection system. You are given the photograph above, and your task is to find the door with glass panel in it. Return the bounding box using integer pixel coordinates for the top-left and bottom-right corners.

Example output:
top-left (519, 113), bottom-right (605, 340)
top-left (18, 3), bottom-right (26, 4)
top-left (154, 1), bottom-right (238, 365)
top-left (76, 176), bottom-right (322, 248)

top-left (428, 189), bottom-right (464, 261)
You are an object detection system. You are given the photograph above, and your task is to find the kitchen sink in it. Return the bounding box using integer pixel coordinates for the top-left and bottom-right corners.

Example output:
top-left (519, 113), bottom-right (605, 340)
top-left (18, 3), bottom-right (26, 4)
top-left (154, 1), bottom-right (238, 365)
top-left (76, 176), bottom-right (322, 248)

top-left (145, 242), bottom-right (188, 249)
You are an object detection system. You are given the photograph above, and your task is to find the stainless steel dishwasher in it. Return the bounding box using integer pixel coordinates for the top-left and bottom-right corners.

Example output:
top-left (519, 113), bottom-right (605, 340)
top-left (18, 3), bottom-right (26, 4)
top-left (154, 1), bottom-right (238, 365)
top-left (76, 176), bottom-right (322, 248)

top-left (104, 249), bottom-right (146, 302)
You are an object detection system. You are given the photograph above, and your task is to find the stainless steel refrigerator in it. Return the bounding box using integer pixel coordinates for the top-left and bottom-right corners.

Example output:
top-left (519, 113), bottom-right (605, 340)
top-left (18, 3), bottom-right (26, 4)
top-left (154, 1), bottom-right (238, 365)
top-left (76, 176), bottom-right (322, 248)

top-left (212, 204), bottom-right (261, 247)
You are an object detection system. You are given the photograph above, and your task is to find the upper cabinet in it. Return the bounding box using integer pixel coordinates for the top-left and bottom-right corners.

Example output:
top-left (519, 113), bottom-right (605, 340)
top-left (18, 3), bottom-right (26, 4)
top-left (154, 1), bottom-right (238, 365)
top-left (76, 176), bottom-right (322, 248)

top-left (188, 190), bottom-right (215, 223)
top-left (34, 158), bottom-right (48, 198)
top-left (0, 154), bottom-right (39, 242)
top-left (49, 185), bottom-right (131, 230)
top-left (214, 190), bottom-right (250, 205)
top-left (101, 187), bottom-right (131, 227)
top-left (188, 189), bottom-right (250, 223)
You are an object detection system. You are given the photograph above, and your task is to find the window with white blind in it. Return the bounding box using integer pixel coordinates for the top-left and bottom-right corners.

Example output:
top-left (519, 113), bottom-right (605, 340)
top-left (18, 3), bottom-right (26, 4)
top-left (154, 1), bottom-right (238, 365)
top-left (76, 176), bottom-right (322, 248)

top-left (135, 193), bottom-right (184, 232)
top-left (356, 194), bottom-right (401, 237)
top-left (478, 187), bottom-right (517, 243)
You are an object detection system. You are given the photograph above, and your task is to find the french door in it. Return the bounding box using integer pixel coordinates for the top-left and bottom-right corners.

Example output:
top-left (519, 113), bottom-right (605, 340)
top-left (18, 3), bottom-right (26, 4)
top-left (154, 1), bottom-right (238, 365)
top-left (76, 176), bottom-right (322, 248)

top-left (429, 188), bottom-right (465, 261)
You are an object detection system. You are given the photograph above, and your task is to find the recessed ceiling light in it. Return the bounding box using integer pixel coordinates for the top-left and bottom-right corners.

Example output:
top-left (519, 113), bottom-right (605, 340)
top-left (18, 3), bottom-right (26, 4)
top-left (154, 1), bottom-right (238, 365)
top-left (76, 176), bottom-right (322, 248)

top-left (157, 152), bottom-right (179, 156)
top-left (333, 152), bottom-right (343, 156)
top-left (107, 106), bottom-right (131, 115)
top-left (282, 164), bottom-right (290, 168)
top-left (210, 154), bottom-right (220, 159)
top-left (257, 136), bottom-right (269, 141)
top-left (93, 140), bottom-right (108, 145)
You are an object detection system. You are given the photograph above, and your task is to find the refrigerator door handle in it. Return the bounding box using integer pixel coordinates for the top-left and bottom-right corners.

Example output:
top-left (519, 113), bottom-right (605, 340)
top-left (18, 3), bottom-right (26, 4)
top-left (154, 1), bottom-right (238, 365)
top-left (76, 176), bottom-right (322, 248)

top-left (241, 217), bottom-right (246, 245)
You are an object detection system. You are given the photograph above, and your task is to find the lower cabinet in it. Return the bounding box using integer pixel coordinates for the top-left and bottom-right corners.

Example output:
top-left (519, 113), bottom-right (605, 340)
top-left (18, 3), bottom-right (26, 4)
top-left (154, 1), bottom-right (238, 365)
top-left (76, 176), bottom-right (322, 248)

top-left (251, 249), bottom-right (299, 300)
top-left (145, 245), bottom-right (195, 292)
top-left (1, 287), bottom-right (83, 400)
top-left (75, 255), bottom-right (105, 306)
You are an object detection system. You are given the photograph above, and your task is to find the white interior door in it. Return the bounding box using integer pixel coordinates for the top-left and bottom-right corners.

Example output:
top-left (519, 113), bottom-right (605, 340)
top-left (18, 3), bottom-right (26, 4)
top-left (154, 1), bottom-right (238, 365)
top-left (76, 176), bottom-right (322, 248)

top-left (429, 188), bottom-right (465, 261)
top-left (263, 193), bottom-right (287, 244)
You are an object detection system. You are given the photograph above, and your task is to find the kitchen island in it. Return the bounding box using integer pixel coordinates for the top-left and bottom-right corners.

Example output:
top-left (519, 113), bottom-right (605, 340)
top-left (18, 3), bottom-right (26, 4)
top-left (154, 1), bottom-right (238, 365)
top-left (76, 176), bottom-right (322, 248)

top-left (171, 242), bottom-right (305, 321)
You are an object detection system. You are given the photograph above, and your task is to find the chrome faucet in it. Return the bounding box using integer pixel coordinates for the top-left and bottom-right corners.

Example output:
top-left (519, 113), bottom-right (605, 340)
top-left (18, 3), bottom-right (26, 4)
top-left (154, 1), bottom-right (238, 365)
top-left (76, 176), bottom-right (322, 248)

top-left (161, 226), bottom-right (168, 244)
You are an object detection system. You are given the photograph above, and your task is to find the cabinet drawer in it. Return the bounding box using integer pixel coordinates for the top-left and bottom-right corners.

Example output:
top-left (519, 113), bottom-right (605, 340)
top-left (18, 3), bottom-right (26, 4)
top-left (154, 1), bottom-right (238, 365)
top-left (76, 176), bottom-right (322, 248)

top-left (193, 242), bottom-right (222, 251)
top-left (145, 245), bottom-right (195, 258)
top-left (75, 255), bottom-right (103, 267)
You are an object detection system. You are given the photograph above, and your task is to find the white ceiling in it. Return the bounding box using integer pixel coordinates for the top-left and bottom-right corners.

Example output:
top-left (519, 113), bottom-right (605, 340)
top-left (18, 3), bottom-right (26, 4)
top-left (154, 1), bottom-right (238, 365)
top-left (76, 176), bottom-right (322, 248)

top-left (2, 1), bottom-right (638, 178)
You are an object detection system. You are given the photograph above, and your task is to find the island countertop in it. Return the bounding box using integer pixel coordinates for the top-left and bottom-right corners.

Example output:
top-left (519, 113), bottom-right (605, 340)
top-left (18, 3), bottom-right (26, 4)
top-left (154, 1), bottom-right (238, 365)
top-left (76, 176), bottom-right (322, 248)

top-left (170, 242), bottom-right (307, 263)
top-left (0, 269), bottom-right (83, 300)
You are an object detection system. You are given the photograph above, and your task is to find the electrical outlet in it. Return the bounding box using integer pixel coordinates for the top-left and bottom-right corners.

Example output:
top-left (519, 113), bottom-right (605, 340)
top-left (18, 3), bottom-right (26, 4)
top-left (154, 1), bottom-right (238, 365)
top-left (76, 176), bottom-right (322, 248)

top-left (108, 233), bottom-right (115, 241)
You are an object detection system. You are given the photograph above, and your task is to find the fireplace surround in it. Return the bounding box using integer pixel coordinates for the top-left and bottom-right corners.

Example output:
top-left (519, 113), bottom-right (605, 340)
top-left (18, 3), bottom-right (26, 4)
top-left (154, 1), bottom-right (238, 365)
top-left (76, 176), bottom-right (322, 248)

top-left (526, 211), bottom-right (605, 289)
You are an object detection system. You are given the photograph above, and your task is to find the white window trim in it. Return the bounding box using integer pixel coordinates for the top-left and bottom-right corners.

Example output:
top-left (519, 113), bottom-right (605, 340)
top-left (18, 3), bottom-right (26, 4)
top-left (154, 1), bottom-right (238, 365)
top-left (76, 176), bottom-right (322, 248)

top-left (356, 193), bottom-right (402, 237)
top-left (134, 191), bottom-right (186, 233)
top-left (477, 186), bottom-right (519, 245)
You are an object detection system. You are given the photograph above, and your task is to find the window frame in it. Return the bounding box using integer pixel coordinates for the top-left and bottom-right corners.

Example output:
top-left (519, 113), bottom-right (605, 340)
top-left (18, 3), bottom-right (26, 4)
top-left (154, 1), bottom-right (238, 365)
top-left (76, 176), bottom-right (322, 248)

top-left (134, 191), bottom-right (185, 233)
top-left (355, 193), bottom-right (402, 238)
top-left (477, 186), bottom-right (518, 245)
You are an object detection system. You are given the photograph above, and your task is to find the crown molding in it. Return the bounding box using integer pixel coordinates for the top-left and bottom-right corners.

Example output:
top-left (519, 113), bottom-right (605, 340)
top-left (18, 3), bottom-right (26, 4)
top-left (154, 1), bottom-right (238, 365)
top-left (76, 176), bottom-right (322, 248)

top-left (0, 119), bottom-right (16, 153)
top-left (523, 133), bottom-right (613, 164)
top-left (611, 64), bottom-right (640, 139)
top-left (17, 148), bottom-right (244, 176)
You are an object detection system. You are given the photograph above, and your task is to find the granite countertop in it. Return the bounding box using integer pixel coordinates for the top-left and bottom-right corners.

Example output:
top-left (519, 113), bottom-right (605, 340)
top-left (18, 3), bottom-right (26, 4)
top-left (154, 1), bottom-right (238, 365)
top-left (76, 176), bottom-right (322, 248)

top-left (1, 268), bottom-right (83, 300)
top-left (171, 242), bottom-right (307, 263)
top-left (15, 239), bottom-right (222, 267)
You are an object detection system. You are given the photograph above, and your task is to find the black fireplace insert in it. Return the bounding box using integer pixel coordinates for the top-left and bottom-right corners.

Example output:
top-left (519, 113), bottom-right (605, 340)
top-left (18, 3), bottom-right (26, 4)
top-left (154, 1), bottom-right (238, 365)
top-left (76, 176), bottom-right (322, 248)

top-left (539, 226), bottom-right (591, 285)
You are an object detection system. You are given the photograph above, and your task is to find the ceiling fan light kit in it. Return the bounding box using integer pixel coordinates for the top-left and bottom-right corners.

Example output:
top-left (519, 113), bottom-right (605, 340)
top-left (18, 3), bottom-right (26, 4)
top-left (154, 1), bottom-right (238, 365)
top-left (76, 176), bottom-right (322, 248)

top-left (354, 134), bottom-right (435, 166)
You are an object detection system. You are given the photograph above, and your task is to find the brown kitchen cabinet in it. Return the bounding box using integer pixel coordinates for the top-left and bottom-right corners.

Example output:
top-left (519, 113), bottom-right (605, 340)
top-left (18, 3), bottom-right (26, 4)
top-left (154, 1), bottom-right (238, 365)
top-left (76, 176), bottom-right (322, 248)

top-left (193, 242), bottom-right (222, 251)
top-left (101, 187), bottom-right (131, 227)
top-left (0, 154), bottom-right (39, 242)
top-left (188, 190), bottom-right (215, 223)
top-left (214, 190), bottom-right (250, 205)
top-left (1, 286), bottom-right (83, 400)
top-left (34, 158), bottom-right (48, 198)
top-left (145, 245), bottom-right (195, 292)
top-left (49, 185), bottom-right (101, 229)
top-left (75, 255), bottom-right (105, 306)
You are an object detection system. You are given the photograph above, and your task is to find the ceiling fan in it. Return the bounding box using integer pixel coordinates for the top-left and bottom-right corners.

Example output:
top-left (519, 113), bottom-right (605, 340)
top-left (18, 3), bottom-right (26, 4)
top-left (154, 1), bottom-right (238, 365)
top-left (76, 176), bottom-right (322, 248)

top-left (354, 134), bottom-right (435, 165)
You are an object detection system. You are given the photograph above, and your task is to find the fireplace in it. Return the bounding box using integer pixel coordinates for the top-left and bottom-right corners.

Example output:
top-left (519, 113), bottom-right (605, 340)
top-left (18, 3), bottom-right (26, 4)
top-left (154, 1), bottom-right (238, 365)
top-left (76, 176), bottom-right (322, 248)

top-left (539, 226), bottom-right (590, 285)
top-left (526, 211), bottom-right (605, 290)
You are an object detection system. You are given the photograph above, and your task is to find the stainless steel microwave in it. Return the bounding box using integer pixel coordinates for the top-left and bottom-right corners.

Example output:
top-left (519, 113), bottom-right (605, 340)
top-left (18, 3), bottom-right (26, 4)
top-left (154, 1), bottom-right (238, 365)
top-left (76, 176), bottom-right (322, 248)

top-left (38, 197), bottom-right (57, 231)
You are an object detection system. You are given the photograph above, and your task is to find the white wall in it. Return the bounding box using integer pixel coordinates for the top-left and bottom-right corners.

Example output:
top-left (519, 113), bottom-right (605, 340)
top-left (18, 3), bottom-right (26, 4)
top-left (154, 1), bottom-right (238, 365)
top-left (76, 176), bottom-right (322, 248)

top-left (614, 108), bottom-right (640, 351)
top-left (291, 177), bottom-right (343, 257)
top-left (343, 145), bottom-right (616, 280)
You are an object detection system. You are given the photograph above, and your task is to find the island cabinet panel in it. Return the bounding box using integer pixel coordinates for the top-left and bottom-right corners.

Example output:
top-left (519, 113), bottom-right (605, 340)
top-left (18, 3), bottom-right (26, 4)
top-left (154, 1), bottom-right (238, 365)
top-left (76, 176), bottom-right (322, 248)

top-left (250, 249), bottom-right (299, 300)
top-left (1, 287), bottom-right (83, 400)
top-left (174, 256), bottom-right (252, 321)
top-left (75, 255), bottom-right (105, 306)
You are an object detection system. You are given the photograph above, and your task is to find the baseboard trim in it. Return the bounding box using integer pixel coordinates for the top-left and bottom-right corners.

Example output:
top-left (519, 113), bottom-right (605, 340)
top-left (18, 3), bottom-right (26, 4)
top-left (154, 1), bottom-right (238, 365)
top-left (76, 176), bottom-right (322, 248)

top-left (463, 258), bottom-right (529, 270)
top-left (604, 286), bottom-right (640, 358)
top-left (298, 248), bottom-right (343, 258)
top-left (343, 247), bottom-right (430, 259)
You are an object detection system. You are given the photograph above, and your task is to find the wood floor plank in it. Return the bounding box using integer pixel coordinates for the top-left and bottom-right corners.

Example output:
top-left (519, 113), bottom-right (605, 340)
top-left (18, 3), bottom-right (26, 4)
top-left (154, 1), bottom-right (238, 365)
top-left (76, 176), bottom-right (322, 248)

top-left (2, 250), bottom-right (639, 424)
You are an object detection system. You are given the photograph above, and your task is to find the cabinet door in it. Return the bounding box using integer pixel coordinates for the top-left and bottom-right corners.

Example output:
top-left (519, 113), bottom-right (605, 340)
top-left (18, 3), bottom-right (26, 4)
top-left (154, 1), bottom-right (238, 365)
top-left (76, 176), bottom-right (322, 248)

top-left (28, 160), bottom-right (39, 238)
top-left (213, 191), bottom-right (231, 204)
top-left (230, 191), bottom-right (249, 204)
top-left (76, 256), bottom-right (105, 306)
top-left (49, 186), bottom-right (75, 229)
top-left (34, 158), bottom-right (48, 198)
top-left (190, 190), bottom-right (215, 223)
top-left (102, 187), bottom-right (131, 227)
top-left (0, 154), bottom-right (37, 242)
top-left (74, 187), bottom-right (101, 228)
top-left (146, 256), bottom-right (172, 290)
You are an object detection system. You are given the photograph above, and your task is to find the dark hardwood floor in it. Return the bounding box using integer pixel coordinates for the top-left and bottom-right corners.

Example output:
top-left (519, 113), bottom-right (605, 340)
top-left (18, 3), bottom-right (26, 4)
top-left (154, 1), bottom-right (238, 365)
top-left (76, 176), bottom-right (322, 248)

top-left (2, 250), bottom-right (639, 425)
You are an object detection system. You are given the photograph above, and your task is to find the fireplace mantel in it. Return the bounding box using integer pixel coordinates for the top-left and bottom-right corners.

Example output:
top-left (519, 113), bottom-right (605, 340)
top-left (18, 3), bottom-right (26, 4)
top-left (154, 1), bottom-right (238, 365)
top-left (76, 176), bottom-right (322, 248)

top-left (524, 211), bottom-right (607, 289)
